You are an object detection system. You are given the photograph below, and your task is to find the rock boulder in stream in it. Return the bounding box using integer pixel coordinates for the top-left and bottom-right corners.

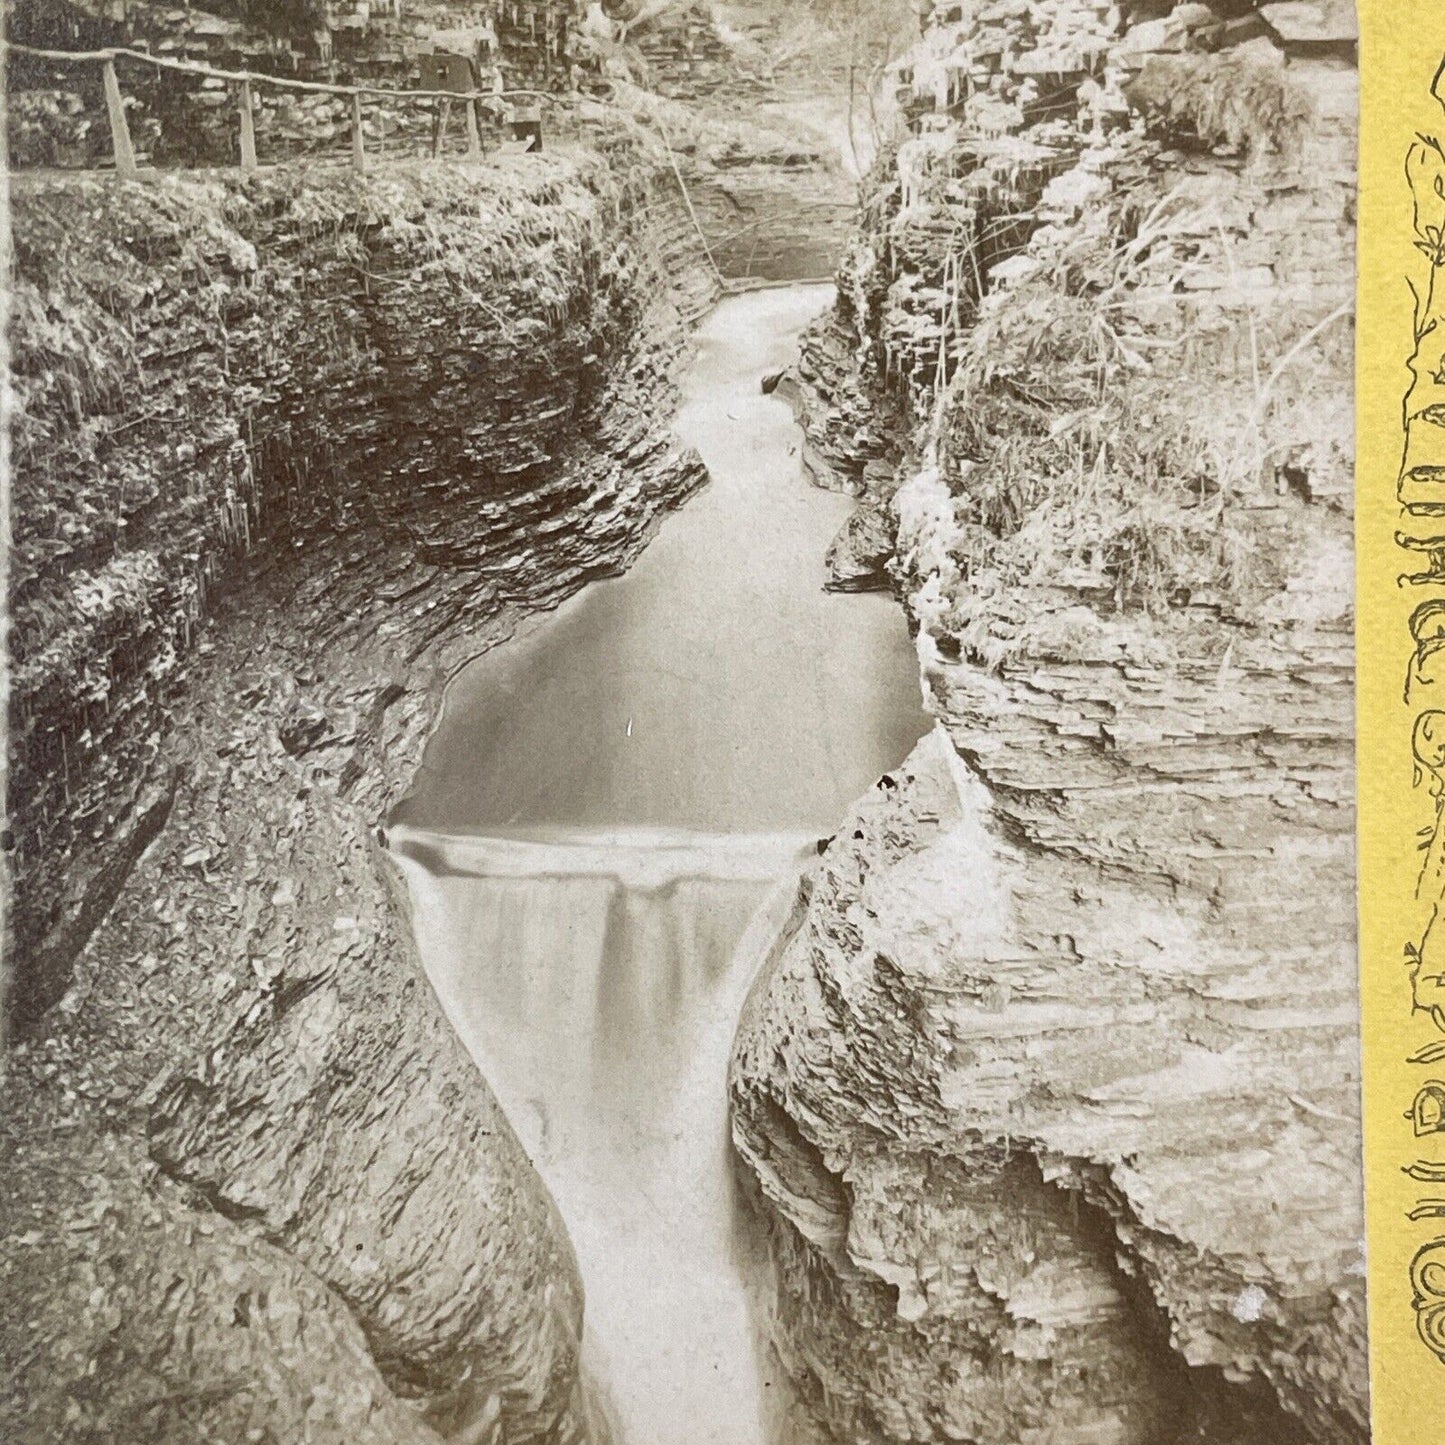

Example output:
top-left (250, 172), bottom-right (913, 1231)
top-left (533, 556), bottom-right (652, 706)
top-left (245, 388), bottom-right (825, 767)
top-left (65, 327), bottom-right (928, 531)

top-left (823, 505), bottom-right (895, 593)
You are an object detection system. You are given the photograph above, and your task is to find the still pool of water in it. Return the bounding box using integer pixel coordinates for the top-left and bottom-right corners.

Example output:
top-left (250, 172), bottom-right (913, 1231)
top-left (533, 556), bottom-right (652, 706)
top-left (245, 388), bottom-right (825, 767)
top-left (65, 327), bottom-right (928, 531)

top-left (392, 285), bottom-right (930, 1445)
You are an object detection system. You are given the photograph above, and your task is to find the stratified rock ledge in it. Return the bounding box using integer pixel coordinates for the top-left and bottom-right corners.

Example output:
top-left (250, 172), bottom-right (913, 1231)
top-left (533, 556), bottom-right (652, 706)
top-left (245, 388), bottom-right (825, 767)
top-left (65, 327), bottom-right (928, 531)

top-left (3, 151), bottom-right (715, 1445)
top-left (730, 0), bottom-right (1364, 1440)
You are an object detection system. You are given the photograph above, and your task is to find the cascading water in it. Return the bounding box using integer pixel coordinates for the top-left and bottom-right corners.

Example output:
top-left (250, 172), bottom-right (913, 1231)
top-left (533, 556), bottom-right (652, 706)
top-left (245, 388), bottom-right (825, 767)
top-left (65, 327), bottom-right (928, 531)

top-left (391, 286), bottom-right (930, 1444)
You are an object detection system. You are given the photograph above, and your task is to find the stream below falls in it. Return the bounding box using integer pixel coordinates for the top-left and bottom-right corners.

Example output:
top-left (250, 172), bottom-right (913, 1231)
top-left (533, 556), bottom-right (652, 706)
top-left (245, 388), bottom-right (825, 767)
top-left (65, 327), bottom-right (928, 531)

top-left (391, 286), bottom-right (930, 1445)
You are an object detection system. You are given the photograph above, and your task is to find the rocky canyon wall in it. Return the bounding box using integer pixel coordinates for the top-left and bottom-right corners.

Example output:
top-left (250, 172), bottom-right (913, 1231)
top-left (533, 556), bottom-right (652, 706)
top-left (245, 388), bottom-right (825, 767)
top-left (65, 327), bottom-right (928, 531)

top-left (3, 146), bottom-right (715, 1443)
top-left (732, 2), bottom-right (1365, 1441)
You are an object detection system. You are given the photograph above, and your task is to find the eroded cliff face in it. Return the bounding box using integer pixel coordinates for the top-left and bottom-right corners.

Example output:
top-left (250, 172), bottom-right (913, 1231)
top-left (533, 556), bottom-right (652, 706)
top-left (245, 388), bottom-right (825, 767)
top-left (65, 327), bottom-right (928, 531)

top-left (3, 149), bottom-right (714, 1443)
top-left (731, 2), bottom-right (1364, 1441)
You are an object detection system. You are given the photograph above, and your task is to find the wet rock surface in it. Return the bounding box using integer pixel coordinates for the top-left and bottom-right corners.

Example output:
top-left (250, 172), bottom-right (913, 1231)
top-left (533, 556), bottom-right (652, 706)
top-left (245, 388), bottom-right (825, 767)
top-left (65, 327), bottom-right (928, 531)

top-left (9, 149), bottom-right (712, 1021)
top-left (734, 727), bottom-right (1362, 1444)
top-left (730, 2), bottom-right (1365, 1441)
top-left (3, 150), bottom-right (714, 1443)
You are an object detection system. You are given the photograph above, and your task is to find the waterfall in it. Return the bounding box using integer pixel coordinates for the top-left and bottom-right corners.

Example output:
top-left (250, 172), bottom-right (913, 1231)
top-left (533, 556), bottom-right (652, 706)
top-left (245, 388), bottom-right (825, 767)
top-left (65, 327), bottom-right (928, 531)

top-left (393, 827), bottom-right (809, 1444)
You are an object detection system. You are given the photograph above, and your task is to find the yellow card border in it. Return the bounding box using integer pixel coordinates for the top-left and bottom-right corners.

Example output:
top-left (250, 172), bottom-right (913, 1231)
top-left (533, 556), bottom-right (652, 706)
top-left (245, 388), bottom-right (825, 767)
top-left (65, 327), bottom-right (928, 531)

top-left (1358, 5), bottom-right (1445, 1438)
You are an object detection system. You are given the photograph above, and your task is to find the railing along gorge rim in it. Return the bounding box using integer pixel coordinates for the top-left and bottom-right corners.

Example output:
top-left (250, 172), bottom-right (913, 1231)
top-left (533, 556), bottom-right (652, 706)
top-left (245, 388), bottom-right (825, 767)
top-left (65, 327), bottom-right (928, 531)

top-left (2, 38), bottom-right (575, 178)
top-left (1, 38), bottom-right (772, 290)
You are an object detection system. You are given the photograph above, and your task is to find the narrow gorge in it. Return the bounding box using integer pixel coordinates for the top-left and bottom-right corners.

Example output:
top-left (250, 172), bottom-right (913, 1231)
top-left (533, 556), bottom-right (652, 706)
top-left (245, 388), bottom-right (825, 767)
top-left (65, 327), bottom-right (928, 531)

top-left (2, 3), bottom-right (1366, 1444)
top-left (391, 285), bottom-right (929, 1444)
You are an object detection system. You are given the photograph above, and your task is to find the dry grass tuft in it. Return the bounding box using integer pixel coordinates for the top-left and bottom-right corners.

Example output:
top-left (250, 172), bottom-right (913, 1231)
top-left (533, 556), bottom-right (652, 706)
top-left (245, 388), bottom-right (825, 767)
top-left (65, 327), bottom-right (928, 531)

top-left (929, 185), bottom-right (1352, 665)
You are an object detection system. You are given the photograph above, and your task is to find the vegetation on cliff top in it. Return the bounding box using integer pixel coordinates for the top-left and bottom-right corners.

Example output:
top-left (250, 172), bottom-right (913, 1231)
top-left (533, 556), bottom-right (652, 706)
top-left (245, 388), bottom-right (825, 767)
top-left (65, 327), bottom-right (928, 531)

top-left (823, 10), bottom-right (1353, 668)
top-left (933, 182), bottom-right (1352, 663)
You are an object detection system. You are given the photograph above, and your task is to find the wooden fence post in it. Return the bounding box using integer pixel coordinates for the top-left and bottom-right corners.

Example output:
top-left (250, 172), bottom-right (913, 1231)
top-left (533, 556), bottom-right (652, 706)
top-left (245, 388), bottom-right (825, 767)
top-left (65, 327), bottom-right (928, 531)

top-left (432, 96), bottom-right (449, 158)
top-left (102, 57), bottom-right (138, 178)
top-left (351, 91), bottom-right (366, 173)
top-left (465, 96), bottom-right (482, 157)
top-left (238, 78), bottom-right (258, 171)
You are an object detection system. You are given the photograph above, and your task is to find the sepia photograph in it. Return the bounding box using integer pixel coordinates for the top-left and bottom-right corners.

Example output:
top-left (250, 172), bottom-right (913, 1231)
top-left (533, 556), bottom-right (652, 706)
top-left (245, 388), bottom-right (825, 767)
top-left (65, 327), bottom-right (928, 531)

top-left (0, 1), bottom-right (1376, 1443)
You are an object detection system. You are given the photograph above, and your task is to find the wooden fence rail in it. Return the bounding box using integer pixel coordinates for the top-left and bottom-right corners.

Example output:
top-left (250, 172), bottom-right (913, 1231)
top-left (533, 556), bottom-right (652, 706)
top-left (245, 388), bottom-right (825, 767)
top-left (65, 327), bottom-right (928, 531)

top-left (0, 42), bottom-right (804, 290)
top-left (2, 39), bottom-right (566, 177)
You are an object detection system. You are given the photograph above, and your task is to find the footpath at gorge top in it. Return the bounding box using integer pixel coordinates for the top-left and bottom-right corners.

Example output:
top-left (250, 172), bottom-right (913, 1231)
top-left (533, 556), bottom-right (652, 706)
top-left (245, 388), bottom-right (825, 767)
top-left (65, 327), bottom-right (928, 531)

top-left (4, 0), bottom-right (783, 166)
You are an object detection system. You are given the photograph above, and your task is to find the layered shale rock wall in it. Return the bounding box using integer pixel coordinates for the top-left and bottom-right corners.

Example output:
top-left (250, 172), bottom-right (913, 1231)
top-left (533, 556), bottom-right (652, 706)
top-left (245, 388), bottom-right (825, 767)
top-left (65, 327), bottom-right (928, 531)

top-left (732, 2), bottom-right (1365, 1441)
top-left (3, 149), bottom-right (714, 1443)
